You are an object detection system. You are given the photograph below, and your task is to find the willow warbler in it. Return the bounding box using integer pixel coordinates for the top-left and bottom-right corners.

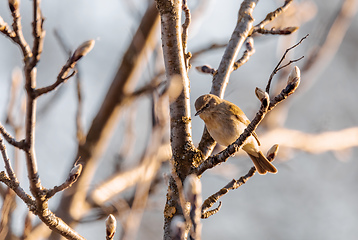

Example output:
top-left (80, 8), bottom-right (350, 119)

top-left (195, 94), bottom-right (277, 175)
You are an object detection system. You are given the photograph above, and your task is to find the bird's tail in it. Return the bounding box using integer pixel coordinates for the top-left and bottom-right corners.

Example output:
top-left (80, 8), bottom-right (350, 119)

top-left (248, 151), bottom-right (277, 175)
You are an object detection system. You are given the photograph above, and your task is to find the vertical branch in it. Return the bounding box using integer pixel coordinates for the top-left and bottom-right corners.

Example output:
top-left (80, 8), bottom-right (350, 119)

top-left (210, 0), bottom-right (258, 97)
top-left (198, 0), bottom-right (259, 159)
top-left (156, 0), bottom-right (193, 153)
top-left (156, 0), bottom-right (201, 239)
top-left (31, 0), bottom-right (45, 67)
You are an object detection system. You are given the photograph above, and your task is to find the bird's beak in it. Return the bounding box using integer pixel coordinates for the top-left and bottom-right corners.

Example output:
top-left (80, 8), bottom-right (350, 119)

top-left (194, 109), bottom-right (202, 116)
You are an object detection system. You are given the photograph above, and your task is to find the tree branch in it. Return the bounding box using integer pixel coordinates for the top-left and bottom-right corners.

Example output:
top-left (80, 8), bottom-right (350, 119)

top-left (198, 0), bottom-right (259, 159)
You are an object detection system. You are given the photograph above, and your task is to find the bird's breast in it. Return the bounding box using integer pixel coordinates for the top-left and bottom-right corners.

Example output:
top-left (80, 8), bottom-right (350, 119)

top-left (204, 115), bottom-right (247, 147)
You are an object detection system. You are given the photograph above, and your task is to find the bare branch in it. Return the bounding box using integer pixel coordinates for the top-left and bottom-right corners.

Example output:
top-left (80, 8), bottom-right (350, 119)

top-left (252, 0), bottom-right (293, 33)
top-left (8, 0), bottom-right (33, 62)
top-left (0, 16), bottom-right (16, 38)
top-left (34, 40), bottom-right (94, 97)
top-left (31, 0), bottom-right (45, 68)
top-left (0, 124), bottom-right (26, 149)
top-left (265, 34), bottom-right (307, 93)
top-left (0, 172), bottom-right (35, 212)
top-left (45, 164), bottom-right (82, 199)
top-left (190, 43), bottom-right (227, 61)
top-left (200, 145), bottom-right (278, 218)
top-left (255, 26), bottom-right (298, 35)
top-left (232, 37), bottom-right (255, 72)
top-left (211, 0), bottom-right (258, 97)
top-left (0, 135), bottom-right (18, 182)
top-left (198, 0), bottom-right (259, 160)
top-left (182, 0), bottom-right (191, 69)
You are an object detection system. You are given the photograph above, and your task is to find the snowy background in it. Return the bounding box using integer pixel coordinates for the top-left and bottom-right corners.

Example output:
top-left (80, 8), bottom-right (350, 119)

top-left (1, 0), bottom-right (358, 239)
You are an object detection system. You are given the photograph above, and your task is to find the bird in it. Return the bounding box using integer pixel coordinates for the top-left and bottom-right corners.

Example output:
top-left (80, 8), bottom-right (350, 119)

top-left (194, 94), bottom-right (277, 175)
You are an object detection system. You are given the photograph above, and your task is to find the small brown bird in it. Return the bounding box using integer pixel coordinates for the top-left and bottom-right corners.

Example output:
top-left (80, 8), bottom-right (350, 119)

top-left (195, 94), bottom-right (277, 174)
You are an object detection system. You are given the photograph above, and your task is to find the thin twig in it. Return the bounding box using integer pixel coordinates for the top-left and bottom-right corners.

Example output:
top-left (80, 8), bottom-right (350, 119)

top-left (182, 0), bottom-right (191, 69)
top-left (255, 26), bottom-right (299, 35)
top-left (35, 64), bottom-right (77, 97)
top-left (0, 124), bottom-right (26, 149)
top-left (0, 16), bottom-right (16, 38)
top-left (0, 137), bottom-right (17, 186)
top-left (190, 43), bottom-right (227, 61)
top-left (45, 163), bottom-right (82, 199)
top-left (252, 0), bottom-right (293, 33)
top-left (9, 1), bottom-right (32, 62)
top-left (265, 34), bottom-right (308, 93)
top-left (200, 148), bottom-right (277, 218)
top-left (232, 37), bottom-right (255, 72)
top-left (31, 0), bottom-right (45, 68)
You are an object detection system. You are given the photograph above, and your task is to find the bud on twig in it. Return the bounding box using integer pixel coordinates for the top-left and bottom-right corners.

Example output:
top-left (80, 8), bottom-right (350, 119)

top-left (105, 214), bottom-right (116, 240)
top-left (287, 66), bottom-right (301, 93)
top-left (8, 0), bottom-right (19, 12)
top-left (255, 87), bottom-right (270, 106)
top-left (67, 164), bottom-right (82, 182)
top-left (267, 144), bottom-right (279, 160)
top-left (71, 40), bottom-right (95, 62)
top-left (195, 65), bottom-right (216, 75)
top-left (282, 26), bottom-right (299, 34)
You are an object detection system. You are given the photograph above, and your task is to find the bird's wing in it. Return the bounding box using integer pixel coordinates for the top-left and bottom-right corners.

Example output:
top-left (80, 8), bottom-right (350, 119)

top-left (230, 103), bottom-right (261, 146)
top-left (229, 104), bottom-right (250, 125)
top-left (252, 131), bottom-right (261, 146)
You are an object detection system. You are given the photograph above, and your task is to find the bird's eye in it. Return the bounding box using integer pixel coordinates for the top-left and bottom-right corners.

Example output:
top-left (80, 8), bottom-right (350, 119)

top-left (205, 103), bottom-right (210, 109)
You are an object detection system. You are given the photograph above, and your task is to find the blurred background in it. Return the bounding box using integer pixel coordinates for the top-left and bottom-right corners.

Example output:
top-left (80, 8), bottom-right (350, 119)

top-left (0, 0), bottom-right (358, 239)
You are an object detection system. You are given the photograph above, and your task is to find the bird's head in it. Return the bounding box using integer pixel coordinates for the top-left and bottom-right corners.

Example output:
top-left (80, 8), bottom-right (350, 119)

top-left (194, 94), bottom-right (222, 117)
